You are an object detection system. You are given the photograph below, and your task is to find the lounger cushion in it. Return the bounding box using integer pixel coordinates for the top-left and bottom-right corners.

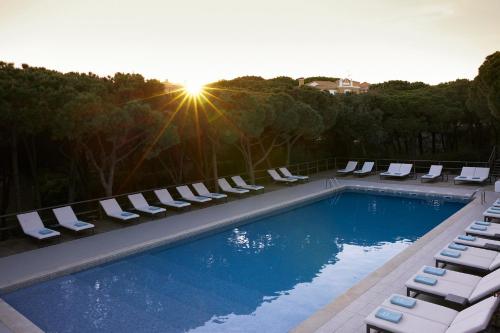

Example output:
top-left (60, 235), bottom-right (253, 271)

top-left (446, 296), bottom-right (500, 333)
top-left (406, 272), bottom-right (476, 300)
top-left (434, 247), bottom-right (497, 271)
top-left (25, 229), bottom-right (61, 240)
top-left (489, 254), bottom-right (500, 270)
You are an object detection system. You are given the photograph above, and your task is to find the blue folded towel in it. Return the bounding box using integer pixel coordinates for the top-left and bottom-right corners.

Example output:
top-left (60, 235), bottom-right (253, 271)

top-left (448, 243), bottom-right (467, 251)
top-left (74, 221), bottom-right (88, 227)
top-left (121, 212), bottom-right (134, 217)
top-left (475, 221), bottom-right (491, 226)
top-left (457, 176), bottom-right (466, 178)
top-left (375, 308), bottom-right (402, 324)
top-left (441, 249), bottom-right (461, 258)
top-left (173, 201), bottom-right (187, 205)
top-left (425, 174), bottom-right (433, 177)
top-left (472, 177), bottom-right (480, 179)
top-left (458, 235), bottom-right (476, 241)
top-left (487, 210), bottom-right (500, 215)
top-left (489, 207), bottom-right (500, 211)
top-left (390, 296), bottom-right (416, 308)
top-left (38, 228), bottom-right (53, 235)
top-left (471, 225), bottom-right (487, 231)
top-left (414, 275), bottom-right (437, 286)
top-left (149, 206), bottom-right (162, 211)
top-left (423, 266), bottom-right (446, 276)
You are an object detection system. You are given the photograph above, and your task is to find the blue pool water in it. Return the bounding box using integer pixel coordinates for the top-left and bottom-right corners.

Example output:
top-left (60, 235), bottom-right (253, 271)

top-left (3, 191), bottom-right (465, 332)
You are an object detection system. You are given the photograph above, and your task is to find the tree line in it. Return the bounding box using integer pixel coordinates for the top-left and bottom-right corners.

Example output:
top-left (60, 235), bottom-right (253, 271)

top-left (0, 51), bottom-right (498, 213)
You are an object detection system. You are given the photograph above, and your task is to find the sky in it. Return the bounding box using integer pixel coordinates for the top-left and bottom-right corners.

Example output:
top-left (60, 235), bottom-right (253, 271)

top-left (1, 0), bottom-right (499, 86)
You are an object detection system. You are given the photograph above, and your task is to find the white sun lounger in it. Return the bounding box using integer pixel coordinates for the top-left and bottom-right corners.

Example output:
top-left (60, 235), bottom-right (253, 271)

top-left (454, 167), bottom-right (490, 184)
top-left (380, 163), bottom-right (413, 178)
top-left (353, 161), bottom-right (374, 176)
top-left (434, 243), bottom-right (500, 273)
top-left (336, 161), bottom-right (357, 175)
top-left (267, 169), bottom-right (297, 183)
top-left (483, 207), bottom-right (500, 221)
top-left (153, 189), bottom-right (191, 208)
top-left (177, 185), bottom-right (212, 203)
top-left (217, 178), bottom-right (249, 195)
top-left (278, 167), bottom-right (309, 181)
top-left (128, 193), bottom-right (166, 216)
top-left (421, 165), bottom-right (443, 182)
top-left (365, 294), bottom-right (499, 333)
top-left (53, 206), bottom-right (94, 232)
top-left (17, 212), bottom-right (61, 240)
top-left (405, 265), bottom-right (500, 306)
top-left (231, 176), bottom-right (264, 191)
top-left (192, 183), bottom-right (227, 200)
top-left (99, 198), bottom-right (140, 221)
top-left (465, 221), bottom-right (500, 239)
top-left (454, 235), bottom-right (500, 251)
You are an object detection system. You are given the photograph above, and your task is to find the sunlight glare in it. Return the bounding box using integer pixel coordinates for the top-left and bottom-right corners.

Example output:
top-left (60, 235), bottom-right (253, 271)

top-left (184, 81), bottom-right (205, 96)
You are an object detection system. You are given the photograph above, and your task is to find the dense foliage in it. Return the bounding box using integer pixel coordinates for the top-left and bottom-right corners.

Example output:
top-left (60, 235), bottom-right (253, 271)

top-left (0, 52), bottom-right (498, 212)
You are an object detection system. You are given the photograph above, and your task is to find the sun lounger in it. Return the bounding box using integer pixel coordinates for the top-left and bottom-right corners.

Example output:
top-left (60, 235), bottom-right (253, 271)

top-left (53, 206), bottom-right (94, 232)
top-left (380, 163), bottom-right (413, 179)
top-left (336, 161), bottom-right (357, 175)
top-left (17, 212), bottom-right (61, 240)
top-left (483, 207), bottom-right (500, 221)
top-left (365, 293), bottom-right (499, 333)
top-left (454, 167), bottom-right (490, 184)
top-left (192, 183), bottom-right (227, 200)
top-left (434, 243), bottom-right (500, 273)
top-left (278, 167), bottom-right (309, 181)
top-left (231, 176), bottom-right (264, 191)
top-left (128, 193), bottom-right (166, 216)
top-left (421, 165), bottom-right (443, 182)
top-left (217, 178), bottom-right (249, 195)
top-left (267, 169), bottom-right (297, 183)
top-left (176, 185), bottom-right (212, 203)
top-left (465, 221), bottom-right (500, 239)
top-left (99, 198), bottom-right (140, 221)
top-left (454, 235), bottom-right (500, 251)
top-left (353, 161), bottom-right (374, 176)
top-left (405, 265), bottom-right (500, 306)
top-left (153, 189), bottom-right (191, 209)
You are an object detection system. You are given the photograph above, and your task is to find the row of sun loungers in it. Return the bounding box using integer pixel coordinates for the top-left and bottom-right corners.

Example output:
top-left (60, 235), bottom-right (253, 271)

top-left (365, 199), bottom-right (500, 333)
top-left (337, 160), bottom-right (491, 184)
top-left (15, 174), bottom-right (277, 241)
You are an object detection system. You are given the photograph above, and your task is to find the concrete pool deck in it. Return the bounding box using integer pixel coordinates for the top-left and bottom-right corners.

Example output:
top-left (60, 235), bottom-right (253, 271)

top-left (0, 172), bottom-right (496, 332)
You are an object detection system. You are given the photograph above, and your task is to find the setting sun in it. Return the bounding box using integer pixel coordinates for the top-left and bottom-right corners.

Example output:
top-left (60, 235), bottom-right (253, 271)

top-left (184, 81), bottom-right (205, 96)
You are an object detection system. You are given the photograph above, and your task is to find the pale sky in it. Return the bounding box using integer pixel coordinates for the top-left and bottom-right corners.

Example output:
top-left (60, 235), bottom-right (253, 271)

top-left (1, 0), bottom-right (499, 85)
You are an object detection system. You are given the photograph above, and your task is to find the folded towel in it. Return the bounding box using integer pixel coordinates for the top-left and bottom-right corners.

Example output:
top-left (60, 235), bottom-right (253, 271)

top-left (423, 266), bottom-right (446, 276)
top-left (448, 243), bottom-right (467, 251)
top-left (38, 228), bottom-right (53, 235)
top-left (425, 174), bottom-right (433, 177)
top-left (173, 201), bottom-right (187, 205)
top-left (489, 207), bottom-right (500, 211)
top-left (441, 249), bottom-right (461, 258)
top-left (148, 206), bottom-right (162, 211)
top-left (487, 210), bottom-right (500, 215)
top-left (375, 308), bottom-right (402, 324)
top-left (472, 177), bottom-right (480, 179)
top-left (74, 221), bottom-right (88, 227)
top-left (121, 212), bottom-right (135, 217)
top-left (471, 225), bottom-right (487, 231)
top-left (458, 235), bottom-right (476, 241)
top-left (414, 275), bottom-right (437, 286)
top-left (457, 176), bottom-right (466, 178)
top-left (390, 296), bottom-right (416, 308)
top-left (475, 221), bottom-right (491, 226)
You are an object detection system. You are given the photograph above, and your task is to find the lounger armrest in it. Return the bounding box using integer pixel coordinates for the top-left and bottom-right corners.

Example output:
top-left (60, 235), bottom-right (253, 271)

top-left (445, 294), bottom-right (468, 306)
top-left (484, 243), bottom-right (500, 251)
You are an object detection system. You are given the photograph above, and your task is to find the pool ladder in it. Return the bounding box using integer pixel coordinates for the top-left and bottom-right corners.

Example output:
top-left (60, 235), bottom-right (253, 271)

top-left (325, 177), bottom-right (341, 189)
top-left (471, 189), bottom-right (486, 204)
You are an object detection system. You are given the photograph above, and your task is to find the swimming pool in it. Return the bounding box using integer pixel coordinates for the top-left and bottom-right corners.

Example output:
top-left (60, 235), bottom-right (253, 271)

top-left (3, 190), bottom-right (465, 332)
